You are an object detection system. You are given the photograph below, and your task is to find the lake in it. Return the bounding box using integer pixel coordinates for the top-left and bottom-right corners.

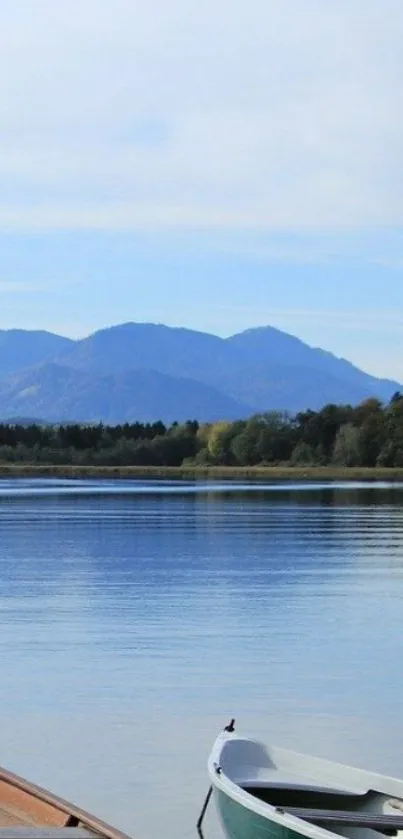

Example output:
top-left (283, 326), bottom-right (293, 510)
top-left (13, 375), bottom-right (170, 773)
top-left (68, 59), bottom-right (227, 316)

top-left (0, 478), bottom-right (403, 839)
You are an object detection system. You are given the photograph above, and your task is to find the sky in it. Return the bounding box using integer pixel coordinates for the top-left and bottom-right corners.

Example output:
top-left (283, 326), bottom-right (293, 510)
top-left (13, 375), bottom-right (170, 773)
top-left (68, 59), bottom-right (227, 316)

top-left (1, 1), bottom-right (403, 380)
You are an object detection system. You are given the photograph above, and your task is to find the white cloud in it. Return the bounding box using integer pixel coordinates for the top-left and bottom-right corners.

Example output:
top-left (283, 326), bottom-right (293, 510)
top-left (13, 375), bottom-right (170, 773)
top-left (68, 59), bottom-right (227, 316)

top-left (0, 1), bottom-right (403, 231)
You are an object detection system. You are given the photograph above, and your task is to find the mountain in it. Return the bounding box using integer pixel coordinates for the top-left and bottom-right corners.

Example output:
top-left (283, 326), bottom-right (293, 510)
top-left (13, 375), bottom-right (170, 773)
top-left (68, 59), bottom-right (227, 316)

top-left (54, 322), bottom-right (234, 380)
top-left (54, 322), bottom-right (400, 410)
top-left (226, 327), bottom-right (397, 398)
top-left (220, 326), bottom-right (399, 410)
top-left (0, 322), bottom-right (400, 422)
top-left (0, 329), bottom-right (73, 376)
top-left (0, 363), bottom-right (249, 424)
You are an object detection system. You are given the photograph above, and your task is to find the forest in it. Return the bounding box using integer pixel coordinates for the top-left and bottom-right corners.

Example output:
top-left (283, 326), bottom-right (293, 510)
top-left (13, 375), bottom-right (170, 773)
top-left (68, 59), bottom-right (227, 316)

top-left (1, 393), bottom-right (403, 468)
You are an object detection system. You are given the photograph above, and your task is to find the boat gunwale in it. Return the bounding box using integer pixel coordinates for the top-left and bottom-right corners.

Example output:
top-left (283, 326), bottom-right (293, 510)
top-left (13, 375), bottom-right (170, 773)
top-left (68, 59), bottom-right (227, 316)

top-left (208, 733), bottom-right (403, 839)
top-left (0, 765), bottom-right (132, 839)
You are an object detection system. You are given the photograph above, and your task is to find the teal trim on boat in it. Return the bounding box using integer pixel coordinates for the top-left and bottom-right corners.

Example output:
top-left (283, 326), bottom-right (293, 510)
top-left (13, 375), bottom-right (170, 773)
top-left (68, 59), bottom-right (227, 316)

top-left (216, 788), bottom-right (300, 839)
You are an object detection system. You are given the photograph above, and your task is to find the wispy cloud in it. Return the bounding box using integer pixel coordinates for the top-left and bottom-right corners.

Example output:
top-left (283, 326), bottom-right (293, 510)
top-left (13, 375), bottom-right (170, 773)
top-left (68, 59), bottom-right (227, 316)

top-left (0, 1), bottom-right (403, 232)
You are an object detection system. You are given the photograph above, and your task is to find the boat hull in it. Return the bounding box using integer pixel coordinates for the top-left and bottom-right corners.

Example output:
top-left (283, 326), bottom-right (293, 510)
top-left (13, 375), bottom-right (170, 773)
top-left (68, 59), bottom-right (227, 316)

top-left (215, 787), bottom-right (302, 839)
top-left (208, 730), bottom-right (403, 839)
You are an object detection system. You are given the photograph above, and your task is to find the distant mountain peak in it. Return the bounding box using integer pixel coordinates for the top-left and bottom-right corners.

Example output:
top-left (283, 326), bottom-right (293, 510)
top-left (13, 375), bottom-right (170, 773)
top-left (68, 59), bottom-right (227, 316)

top-left (90, 320), bottom-right (224, 339)
top-left (0, 321), bottom-right (400, 422)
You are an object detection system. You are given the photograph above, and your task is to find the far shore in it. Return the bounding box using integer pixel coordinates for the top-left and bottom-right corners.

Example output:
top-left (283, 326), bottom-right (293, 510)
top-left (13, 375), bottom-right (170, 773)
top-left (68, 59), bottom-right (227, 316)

top-left (1, 464), bottom-right (403, 481)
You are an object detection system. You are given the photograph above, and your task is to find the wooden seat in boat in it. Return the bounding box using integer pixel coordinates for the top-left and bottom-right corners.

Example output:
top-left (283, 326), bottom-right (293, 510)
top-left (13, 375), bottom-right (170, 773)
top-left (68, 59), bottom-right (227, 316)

top-left (0, 831), bottom-right (94, 838)
top-left (0, 766), bottom-right (131, 839)
top-left (240, 768), bottom-right (366, 795)
top-left (280, 807), bottom-right (403, 832)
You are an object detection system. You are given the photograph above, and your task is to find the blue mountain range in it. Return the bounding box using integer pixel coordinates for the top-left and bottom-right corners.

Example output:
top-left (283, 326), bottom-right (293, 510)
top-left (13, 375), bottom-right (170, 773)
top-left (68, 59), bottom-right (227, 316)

top-left (0, 323), bottom-right (399, 423)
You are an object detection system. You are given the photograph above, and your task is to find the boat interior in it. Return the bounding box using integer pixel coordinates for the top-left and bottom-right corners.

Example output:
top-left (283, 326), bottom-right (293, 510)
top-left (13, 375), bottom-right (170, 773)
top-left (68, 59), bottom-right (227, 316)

top-left (220, 738), bottom-right (403, 839)
top-left (243, 785), bottom-right (403, 836)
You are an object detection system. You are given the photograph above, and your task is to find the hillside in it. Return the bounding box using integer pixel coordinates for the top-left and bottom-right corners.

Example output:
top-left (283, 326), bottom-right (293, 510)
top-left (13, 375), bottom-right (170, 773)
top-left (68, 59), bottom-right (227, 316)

top-left (0, 329), bottom-right (73, 376)
top-left (0, 322), bottom-right (400, 422)
top-left (0, 363), bottom-right (249, 424)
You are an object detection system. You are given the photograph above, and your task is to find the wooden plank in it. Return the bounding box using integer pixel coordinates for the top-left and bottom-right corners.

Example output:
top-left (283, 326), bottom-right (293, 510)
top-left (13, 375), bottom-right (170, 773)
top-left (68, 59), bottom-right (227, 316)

top-left (0, 830), bottom-right (94, 838)
top-left (280, 807), bottom-right (403, 831)
top-left (0, 781), bottom-right (67, 827)
top-left (0, 767), bottom-right (132, 839)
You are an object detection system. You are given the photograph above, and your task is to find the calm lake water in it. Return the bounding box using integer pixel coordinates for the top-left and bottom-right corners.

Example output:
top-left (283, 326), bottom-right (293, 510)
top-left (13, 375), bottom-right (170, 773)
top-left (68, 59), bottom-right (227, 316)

top-left (1, 479), bottom-right (403, 839)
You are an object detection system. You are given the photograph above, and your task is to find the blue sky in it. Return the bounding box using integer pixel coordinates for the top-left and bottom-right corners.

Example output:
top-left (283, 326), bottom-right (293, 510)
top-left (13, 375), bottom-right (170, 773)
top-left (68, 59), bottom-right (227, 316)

top-left (1, 1), bottom-right (403, 381)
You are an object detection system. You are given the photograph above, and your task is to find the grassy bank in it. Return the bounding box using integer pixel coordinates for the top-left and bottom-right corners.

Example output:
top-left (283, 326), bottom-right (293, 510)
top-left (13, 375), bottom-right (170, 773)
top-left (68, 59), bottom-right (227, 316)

top-left (1, 463), bottom-right (403, 481)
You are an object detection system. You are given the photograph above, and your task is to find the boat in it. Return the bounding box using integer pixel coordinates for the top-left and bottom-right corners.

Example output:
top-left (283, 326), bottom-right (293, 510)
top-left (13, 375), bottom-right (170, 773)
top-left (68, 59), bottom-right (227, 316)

top-left (0, 761), bottom-right (131, 839)
top-left (206, 724), bottom-right (403, 839)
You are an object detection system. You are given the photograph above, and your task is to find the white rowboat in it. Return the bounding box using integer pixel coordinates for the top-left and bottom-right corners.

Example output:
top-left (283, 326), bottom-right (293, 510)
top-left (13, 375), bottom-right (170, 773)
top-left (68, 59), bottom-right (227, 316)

top-left (207, 727), bottom-right (403, 839)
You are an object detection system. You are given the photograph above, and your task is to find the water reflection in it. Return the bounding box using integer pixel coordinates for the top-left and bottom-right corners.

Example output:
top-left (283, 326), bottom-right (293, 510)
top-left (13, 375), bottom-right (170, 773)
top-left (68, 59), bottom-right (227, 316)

top-left (0, 480), bottom-right (402, 839)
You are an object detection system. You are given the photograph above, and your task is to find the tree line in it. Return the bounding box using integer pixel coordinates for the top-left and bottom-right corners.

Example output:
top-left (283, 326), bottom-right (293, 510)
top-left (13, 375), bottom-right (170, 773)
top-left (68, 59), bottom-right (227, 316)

top-left (1, 394), bottom-right (403, 467)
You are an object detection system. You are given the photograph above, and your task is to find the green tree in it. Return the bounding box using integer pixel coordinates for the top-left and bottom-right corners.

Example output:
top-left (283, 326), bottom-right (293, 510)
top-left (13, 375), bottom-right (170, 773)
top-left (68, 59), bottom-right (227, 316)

top-left (332, 423), bottom-right (360, 466)
top-left (377, 397), bottom-right (403, 466)
top-left (290, 441), bottom-right (316, 465)
top-left (230, 418), bottom-right (262, 465)
top-left (255, 411), bottom-right (295, 462)
top-left (207, 421), bottom-right (238, 464)
top-left (296, 404), bottom-right (353, 461)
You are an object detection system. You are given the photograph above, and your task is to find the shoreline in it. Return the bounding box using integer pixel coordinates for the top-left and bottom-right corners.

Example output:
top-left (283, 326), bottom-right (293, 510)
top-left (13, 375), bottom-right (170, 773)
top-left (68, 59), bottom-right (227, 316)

top-left (0, 464), bottom-right (403, 481)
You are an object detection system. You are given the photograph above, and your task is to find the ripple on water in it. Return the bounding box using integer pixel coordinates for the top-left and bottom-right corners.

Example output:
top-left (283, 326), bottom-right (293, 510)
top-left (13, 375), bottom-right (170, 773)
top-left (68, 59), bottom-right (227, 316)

top-left (0, 479), bottom-right (402, 839)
